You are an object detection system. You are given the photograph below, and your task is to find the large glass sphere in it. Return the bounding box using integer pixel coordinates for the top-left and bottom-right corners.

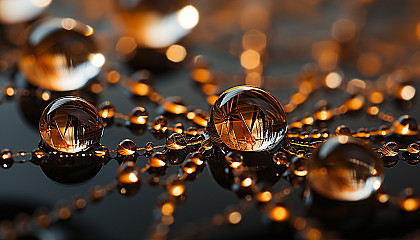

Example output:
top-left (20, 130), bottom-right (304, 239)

top-left (114, 0), bottom-right (199, 49)
top-left (308, 136), bottom-right (384, 201)
top-left (19, 18), bottom-right (104, 91)
top-left (39, 96), bottom-right (104, 153)
top-left (207, 85), bottom-right (287, 152)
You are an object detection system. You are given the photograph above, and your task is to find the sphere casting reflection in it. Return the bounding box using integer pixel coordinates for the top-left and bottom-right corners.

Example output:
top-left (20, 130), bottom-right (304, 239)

top-left (18, 18), bottom-right (104, 91)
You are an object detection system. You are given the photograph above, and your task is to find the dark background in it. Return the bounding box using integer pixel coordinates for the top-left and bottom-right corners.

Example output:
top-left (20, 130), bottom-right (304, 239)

top-left (1, 0), bottom-right (420, 239)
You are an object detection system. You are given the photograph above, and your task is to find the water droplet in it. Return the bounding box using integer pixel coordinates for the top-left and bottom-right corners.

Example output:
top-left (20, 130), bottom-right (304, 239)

top-left (153, 116), bottom-right (168, 133)
top-left (98, 101), bottom-right (115, 119)
top-left (308, 136), bottom-right (383, 201)
top-left (207, 86), bottom-right (287, 151)
top-left (166, 133), bottom-right (187, 150)
top-left (39, 96), bottom-right (103, 153)
top-left (19, 18), bottom-right (103, 91)
top-left (380, 142), bottom-right (399, 157)
top-left (129, 107), bottom-right (148, 125)
top-left (391, 115), bottom-right (418, 136)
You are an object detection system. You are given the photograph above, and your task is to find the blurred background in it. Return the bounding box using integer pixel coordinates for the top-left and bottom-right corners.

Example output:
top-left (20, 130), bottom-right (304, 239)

top-left (1, 0), bottom-right (420, 239)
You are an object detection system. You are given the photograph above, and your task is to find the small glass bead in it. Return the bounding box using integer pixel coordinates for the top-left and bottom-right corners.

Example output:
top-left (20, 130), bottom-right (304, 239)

top-left (289, 156), bottom-right (308, 177)
top-left (344, 94), bottom-right (365, 111)
top-left (186, 126), bottom-right (200, 136)
top-left (309, 129), bottom-right (321, 139)
top-left (308, 136), bottom-right (383, 201)
top-left (407, 143), bottom-right (420, 154)
top-left (145, 142), bottom-right (155, 152)
top-left (39, 96), bottom-right (104, 153)
top-left (94, 145), bottom-right (109, 157)
top-left (153, 116), bottom-right (168, 133)
top-left (19, 18), bottom-right (103, 91)
top-left (391, 115), bottom-right (418, 136)
top-left (188, 152), bottom-right (205, 166)
top-left (98, 101), bottom-right (115, 119)
top-left (117, 139), bottom-right (137, 156)
top-left (32, 149), bottom-right (46, 160)
top-left (335, 125), bottom-right (352, 136)
top-left (207, 86), bottom-right (287, 152)
top-left (182, 161), bottom-right (197, 174)
top-left (313, 100), bottom-right (333, 121)
top-left (381, 142), bottom-right (399, 157)
top-left (166, 133), bottom-right (188, 150)
top-left (321, 128), bottom-right (330, 138)
top-left (117, 161), bottom-right (140, 184)
top-left (0, 149), bottom-right (13, 169)
top-left (149, 152), bottom-right (167, 168)
top-left (129, 107), bottom-right (148, 125)
top-left (173, 123), bottom-right (184, 134)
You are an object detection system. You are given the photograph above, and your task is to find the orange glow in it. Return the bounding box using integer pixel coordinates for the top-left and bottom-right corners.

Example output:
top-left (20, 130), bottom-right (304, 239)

top-left (85, 25), bottom-right (94, 36)
top-left (207, 95), bottom-right (218, 105)
top-left (256, 191), bottom-right (272, 202)
top-left (186, 112), bottom-right (195, 120)
top-left (107, 71), bottom-right (120, 84)
top-left (369, 91), bottom-right (384, 104)
top-left (116, 37), bottom-right (137, 55)
top-left (131, 82), bottom-right (151, 96)
top-left (89, 53), bottom-right (106, 67)
top-left (306, 228), bottom-right (322, 240)
top-left (399, 85), bottom-right (416, 101)
top-left (230, 161), bottom-right (242, 169)
top-left (294, 169), bottom-right (308, 177)
top-left (377, 193), bottom-right (389, 203)
top-left (5, 87), bottom-right (15, 96)
top-left (228, 212), bottom-right (242, 224)
top-left (242, 30), bottom-right (266, 51)
top-left (402, 198), bottom-right (420, 212)
top-left (325, 72), bottom-right (342, 89)
top-left (347, 79), bottom-right (366, 94)
top-left (269, 206), bottom-right (289, 222)
top-left (149, 158), bottom-right (167, 168)
top-left (241, 50), bottom-right (260, 69)
top-left (417, 22), bottom-right (420, 41)
top-left (170, 185), bottom-right (185, 197)
top-left (192, 68), bottom-right (212, 83)
top-left (241, 177), bottom-right (253, 187)
top-left (290, 93), bottom-right (307, 105)
top-left (163, 101), bottom-right (187, 115)
top-left (58, 207), bottom-right (71, 220)
top-left (192, 114), bottom-right (208, 127)
top-left (358, 52), bottom-right (382, 77)
top-left (161, 203), bottom-right (175, 215)
top-left (302, 116), bottom-right (314, 125)
top-left (166, 44), bottom-right (187, 63)
top-left (41, 91), bottom-right (50, 101)
top-left (332, 19), bottom-right (356, 42)
top-left (246, 72), bottom-right (262, 87)
top-left (345, 95), bottom-right (365, 111)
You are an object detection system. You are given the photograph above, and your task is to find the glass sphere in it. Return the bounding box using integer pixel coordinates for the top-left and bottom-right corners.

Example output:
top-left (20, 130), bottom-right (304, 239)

top-left (391, 115), bottom-right (418, 136)
top-left (207, 85), bottom-right (287, 152)
top-left (39, 96), bottom-right (104, 153)
top-left (308, 136), bottom-right (383, 201)
top-left (114, 0), bottom-right (199, 49)
top-left (19, 18), bottom-right (104, 91)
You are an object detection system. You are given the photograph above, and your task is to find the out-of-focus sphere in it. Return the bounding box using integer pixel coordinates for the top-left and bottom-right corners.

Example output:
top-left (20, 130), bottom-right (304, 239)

top-left (207, 86), bottom-right (287, 152)
top-left (115, 0), bottom-right (199, 49)
top-left (19, 18), bottom-right (104, 91)
top-left (0, 0), bottom-right (52, 24)
top-left (308, 136), bottom-right (384, 201)
top-left (39, 96), bottom-right (104, 153)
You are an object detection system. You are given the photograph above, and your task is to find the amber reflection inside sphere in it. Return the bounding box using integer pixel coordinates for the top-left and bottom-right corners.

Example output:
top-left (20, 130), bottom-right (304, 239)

top-left (39, 96), bottom-right (104, 153)
top-left (19, 18), bottom-right (103, 91)
top-left (308, 136), bottom-right (383, 201)
top-left (207, 86), bottom-right (287, 151)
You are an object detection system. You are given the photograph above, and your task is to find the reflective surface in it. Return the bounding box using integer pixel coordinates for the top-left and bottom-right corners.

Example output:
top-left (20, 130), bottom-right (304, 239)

top-left (308, 136), bottom-right (384, 201)
top-left (0, 0), bottom-right (51, 24)
top-left (207, 86), bottom-right (287, 151)
top-left (19, 18), bottom-right (104, 91)
top-left (39, 96), bottom-right (104, 153)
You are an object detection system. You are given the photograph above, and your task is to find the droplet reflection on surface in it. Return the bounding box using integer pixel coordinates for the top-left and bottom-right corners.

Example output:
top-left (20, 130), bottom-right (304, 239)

top-left (39, 96), bottom-right (104, 153)
top-left (19, 18), bottom-right (103, 91)
top-left (308, 136), bottom-right (383, 201)
top-left (207, 85), bottom-right (287, 152)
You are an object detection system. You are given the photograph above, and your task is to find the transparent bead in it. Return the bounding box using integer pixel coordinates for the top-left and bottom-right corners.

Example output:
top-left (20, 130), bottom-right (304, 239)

top-left (173, 123), bottom-right (184, 134)
top-left (273, 151), bottom-right (289, 166)
top-left (207, 86), bottom-right (287, 152)
top-left (0, 149), bottom-right (13, 169)
top-left (381, 142), bottom-right (399, 157)
top-left (188, 152), bottom-right (205, 166)
top-left (308, 136), bottom-right (383, 201)
top-left (117, 161), bottom-right (140, 184)
top-left (98, 101), bottom-right (115, 119)
top-left (166, 133), bottom-right (187, 150)
top-left (182, 161), bottom-right (197, 174)
top-left (19, 18), bottom-right (103, 91)
top-left (289, 156), bottom-right (308, 177)
top-left (117, 139), bottom-right (137, 155)
top-left (391, 115), bottom-right (418, 136)
top-left (129, 107), bottom-right (148, 125)
top-left (153, 116), bottom-right (168, 132)
top-left (94, 145), bottom-right (109, 157)
top-left (335, 125), bottom-right (352, 136)
top-left (313, 100), bottom-right (333, 121)
top-left (407, 143), bottom-right (420, 154)
top-left (115, 0), bottom-right (199, 49)
top-left (144, 142), bottom-right (155, 152)
top-left (39, 96), bottom-right (104, 153)
top-left (31, 149), bottom-right (46, 160)
top-left (149, 152), bottom-right (167, 168)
